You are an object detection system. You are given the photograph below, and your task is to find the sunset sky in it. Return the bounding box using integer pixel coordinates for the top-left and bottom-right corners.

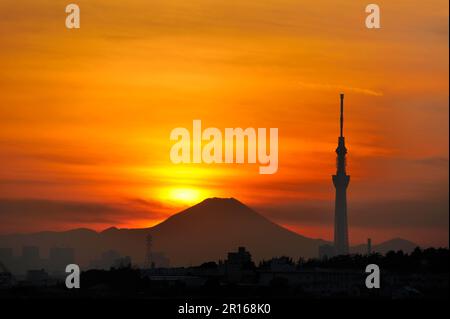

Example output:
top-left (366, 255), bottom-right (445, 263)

top-left (0, 0), bottom-right (448, 247)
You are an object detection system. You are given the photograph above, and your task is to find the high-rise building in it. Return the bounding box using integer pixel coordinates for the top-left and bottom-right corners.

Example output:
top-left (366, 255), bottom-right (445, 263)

top-left (332, 94), bottom-right (350, 255)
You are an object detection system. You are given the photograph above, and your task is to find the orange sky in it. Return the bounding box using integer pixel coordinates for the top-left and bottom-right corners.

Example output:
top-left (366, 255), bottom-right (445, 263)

top-left (0, 0), bottom-right (448, 247)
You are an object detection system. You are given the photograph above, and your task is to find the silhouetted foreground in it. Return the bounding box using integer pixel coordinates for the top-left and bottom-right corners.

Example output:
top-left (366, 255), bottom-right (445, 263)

top-left (0, 247), bottom-right (448, 299)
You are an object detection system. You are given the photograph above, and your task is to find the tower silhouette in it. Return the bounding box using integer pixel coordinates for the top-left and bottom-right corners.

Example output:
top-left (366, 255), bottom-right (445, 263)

top-left (332, 94), bottom-right (350, 255)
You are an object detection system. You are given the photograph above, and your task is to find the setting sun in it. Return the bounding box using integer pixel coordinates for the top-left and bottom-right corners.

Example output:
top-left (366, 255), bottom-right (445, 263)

top-left (161, 187), bottom-right (207, 205)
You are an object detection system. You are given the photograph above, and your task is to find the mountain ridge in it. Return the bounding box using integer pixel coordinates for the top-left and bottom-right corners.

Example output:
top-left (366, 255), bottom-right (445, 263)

top-left (0, 198), bottom-right (420, 268)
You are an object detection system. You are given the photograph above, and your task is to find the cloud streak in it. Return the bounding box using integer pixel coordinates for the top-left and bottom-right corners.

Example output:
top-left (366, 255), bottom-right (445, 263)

top-left (298, 81), bottom-right (383, 96)
top-left (0, 198), bottom-right (169, 234)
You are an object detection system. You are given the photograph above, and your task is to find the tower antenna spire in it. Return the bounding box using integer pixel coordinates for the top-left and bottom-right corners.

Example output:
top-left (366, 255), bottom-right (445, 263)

top-left (340, 93), bottom-right (344, 137)
top-left (333, 93), bottom-right (350, 256)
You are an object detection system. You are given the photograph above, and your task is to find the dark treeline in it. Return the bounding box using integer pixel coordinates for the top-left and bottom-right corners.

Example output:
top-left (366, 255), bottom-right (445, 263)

top-left (259, 247), bottom-right (449, 273)
top-left (2, 248), bottom-right (447, 299)
top-left (73, 247), bottom-right (448, 298)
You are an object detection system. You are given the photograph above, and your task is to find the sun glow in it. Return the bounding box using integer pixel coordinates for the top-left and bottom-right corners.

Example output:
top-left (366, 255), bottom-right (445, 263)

top-left (160, 187), bottom-right (207, 205)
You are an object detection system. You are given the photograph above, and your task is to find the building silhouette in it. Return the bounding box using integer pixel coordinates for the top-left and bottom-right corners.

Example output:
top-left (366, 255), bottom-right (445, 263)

top-left (224, 247), bottom-right (255, 283)
top-left (332, 94), bottom-right (350, 255)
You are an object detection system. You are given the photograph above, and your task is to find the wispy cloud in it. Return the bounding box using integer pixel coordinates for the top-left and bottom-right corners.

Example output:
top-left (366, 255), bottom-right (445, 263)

top-left (298, 81), bottom-right (383, 96)
top-left (0, 198), bottom-right (169, 234)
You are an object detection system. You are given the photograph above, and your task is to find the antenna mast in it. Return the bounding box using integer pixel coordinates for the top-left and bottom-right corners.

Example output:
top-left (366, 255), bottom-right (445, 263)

top-left (340, 93), bottom-right (344, 137)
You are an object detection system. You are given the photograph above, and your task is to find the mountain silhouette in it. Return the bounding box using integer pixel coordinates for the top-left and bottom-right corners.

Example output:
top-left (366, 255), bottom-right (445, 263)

top-left (0, 198), bottom-right (419, 269)
top-left (146, 197), bottom-right (326, 265)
